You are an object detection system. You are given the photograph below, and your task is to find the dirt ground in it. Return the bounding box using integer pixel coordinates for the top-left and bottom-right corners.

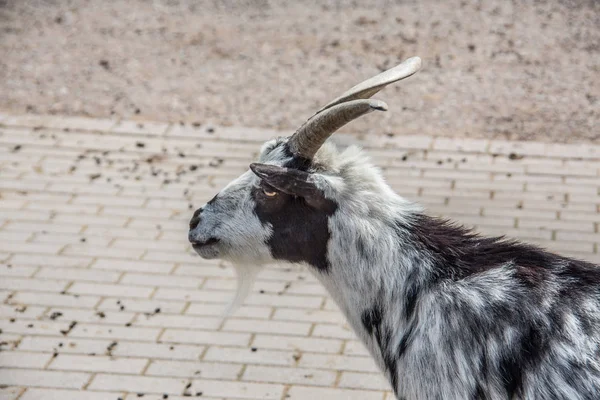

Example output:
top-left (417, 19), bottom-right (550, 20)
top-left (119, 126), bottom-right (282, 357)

top-left (0, 0), bottom-right (598, 142)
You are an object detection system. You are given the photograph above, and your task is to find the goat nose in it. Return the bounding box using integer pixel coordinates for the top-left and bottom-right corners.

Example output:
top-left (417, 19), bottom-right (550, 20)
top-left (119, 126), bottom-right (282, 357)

top-left (189, 208), bottom-right (203, 230)
top-left (188, 229), bottom-right (200, 244)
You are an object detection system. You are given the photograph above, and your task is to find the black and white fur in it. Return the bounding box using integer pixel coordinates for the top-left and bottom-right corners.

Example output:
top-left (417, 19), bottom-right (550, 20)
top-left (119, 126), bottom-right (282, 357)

top-left (189, 137), bottom-right (600, 399)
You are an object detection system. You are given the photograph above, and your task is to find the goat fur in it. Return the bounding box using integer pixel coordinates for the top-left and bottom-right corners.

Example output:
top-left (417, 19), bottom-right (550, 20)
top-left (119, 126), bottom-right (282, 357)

top-left (190, 138), bottom-right (600, 399)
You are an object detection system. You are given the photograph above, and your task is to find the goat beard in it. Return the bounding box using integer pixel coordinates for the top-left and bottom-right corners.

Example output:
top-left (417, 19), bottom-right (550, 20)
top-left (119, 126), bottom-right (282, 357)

top-left (222, 262), bottom-right (264, 317)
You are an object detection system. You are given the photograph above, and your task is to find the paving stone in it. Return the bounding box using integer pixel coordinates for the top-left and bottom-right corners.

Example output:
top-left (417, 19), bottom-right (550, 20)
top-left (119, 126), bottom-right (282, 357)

top-left (312, 323), bottom-right (357, 340)
top-left (68, 323), bottom-right (162, 341)
top-left (135, 314), bottom-right (221, 330)
top-left (0, 351), bottom-right (53, 368)
top-left (298, 353), bottom-right (381, 373)
top-left (339, 371), bottom-right (392, 391)
top-left (161, 329), bottom-right (251, 347)
top-left (120, 272), bottom-right (202, 288)
top-left (0, 277), bottom-right (68, 292)
top-left (0, 369), bottom-right (91, 389)
top-left (222, 318), bottom-right (312, 336)
top-left (17, 336), bottom-right (112, 355)
top-left (186, 303), bottom-right (271, 319)
top-left (9, 291), bottom-right (100, 308)
top-left (87, 374), bottom-right (187, 394)
top-left (287, 385), bottom-right (385, 400)
top-left (97, 297), bottom-right (186, 314)
top-left (0, 304), bottom-right (47, 319)
top-left (0, 264), bottom-right (38, 277)
top-left (35, 267), bottom-right (121, 283)
top-left (19, 388), bottom-right (121, 400)
top-left (251, 334), bottom-right (343, 354)
top-left (343, 340), bottom-right (371, 356)
top-left (48, 354), bottom-right (148, 374)
top-left (187, 379), bottom-right (284, 399)
top-left (242, 365), bottom-right (337, 386)
top-left (145, 359), bottom-right (241, 380)
top-left (122, 395), bottom-right (220, 400)
top-left (0, 386), bottom-right (23, 400)
top-left (111, 341), bottom-right (205, 361)
top-left (43, 307), bottom-right (135, 325)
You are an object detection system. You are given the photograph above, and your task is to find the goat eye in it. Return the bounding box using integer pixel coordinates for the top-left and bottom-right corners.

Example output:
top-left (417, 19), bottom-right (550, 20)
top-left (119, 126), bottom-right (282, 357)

top-left (263, 188), bottom-right (278, 197)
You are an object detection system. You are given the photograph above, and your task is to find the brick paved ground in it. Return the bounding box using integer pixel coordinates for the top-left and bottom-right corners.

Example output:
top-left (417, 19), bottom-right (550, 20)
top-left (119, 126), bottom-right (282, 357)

top-left (0, 113), bottom-right (599, 399)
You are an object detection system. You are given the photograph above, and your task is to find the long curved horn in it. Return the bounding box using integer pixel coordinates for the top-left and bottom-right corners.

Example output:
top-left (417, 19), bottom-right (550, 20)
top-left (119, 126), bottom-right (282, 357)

top-left (287, 56), bottom-right (422, 160)
top-left (318, 56), bottom-right (422, 113)
top-left (288, 99), bottom-right (387, 160)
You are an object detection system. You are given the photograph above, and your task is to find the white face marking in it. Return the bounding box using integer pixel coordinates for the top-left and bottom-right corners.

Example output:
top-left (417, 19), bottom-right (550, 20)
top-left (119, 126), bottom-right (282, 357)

top-left (191, 171), bottom-right (272, 264)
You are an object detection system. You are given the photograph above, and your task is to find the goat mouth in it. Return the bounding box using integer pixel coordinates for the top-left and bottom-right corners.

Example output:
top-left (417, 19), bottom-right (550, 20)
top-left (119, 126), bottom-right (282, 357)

top-left (192, 237), bottom-right (220, 249)
top-left (192, 237), bottom-right (221, 260)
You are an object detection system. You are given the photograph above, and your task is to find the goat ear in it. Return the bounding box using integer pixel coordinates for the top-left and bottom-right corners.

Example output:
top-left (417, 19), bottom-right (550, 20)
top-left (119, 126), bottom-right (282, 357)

top-left (249, 163), bottom-right (337, 213)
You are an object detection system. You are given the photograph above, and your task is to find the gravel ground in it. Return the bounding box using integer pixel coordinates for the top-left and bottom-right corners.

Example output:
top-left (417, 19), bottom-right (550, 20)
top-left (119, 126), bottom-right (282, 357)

top-left (1, 0), bottom-right (598, 142)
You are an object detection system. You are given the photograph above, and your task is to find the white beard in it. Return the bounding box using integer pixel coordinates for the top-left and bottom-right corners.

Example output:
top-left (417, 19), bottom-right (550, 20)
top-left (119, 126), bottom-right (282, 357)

top-left (222, 262), bottom-right (264, 317)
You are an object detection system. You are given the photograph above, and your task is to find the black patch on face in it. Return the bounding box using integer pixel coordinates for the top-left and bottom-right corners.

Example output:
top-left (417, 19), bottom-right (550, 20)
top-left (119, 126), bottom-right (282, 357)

top-left (250, 163), bottom-right (337, 215)
top-left (252, 181), bottom-right (336, 272)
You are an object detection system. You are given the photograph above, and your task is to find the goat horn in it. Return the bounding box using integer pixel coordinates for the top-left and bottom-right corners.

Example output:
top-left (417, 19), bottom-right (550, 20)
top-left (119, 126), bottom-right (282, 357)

top-left (288, 56), bottom-right (421, 160)
top-left (288, 99), bottom-right (388, 160)
top-left (318, 56), bottom-right (422, 113)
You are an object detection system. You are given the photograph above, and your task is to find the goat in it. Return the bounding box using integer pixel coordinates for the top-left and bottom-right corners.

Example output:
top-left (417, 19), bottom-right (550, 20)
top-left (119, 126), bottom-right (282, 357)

top-left (188, 57), bottom-right (600, 399)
